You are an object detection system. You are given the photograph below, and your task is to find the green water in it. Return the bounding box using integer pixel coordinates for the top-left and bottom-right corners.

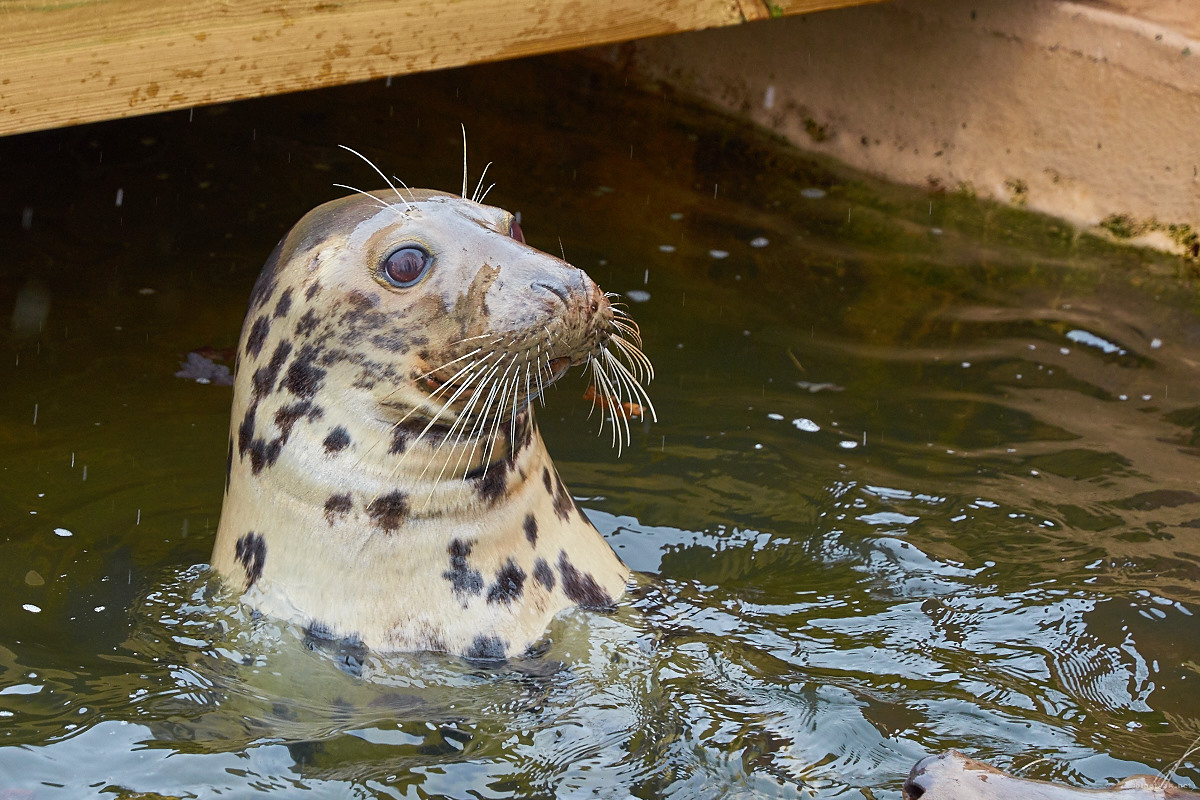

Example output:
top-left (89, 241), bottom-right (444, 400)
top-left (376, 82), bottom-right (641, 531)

top-left (2, 54), bottom-right (1199, 798)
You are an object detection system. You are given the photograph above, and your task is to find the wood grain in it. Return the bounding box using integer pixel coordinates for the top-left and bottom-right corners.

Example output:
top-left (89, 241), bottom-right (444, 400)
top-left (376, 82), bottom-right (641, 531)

top-left (0, 0), bottom-right (879, 136)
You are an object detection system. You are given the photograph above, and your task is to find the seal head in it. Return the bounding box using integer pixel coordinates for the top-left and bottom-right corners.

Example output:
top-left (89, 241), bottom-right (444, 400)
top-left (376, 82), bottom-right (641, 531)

top-left (211, 189), bottom-right (650, 660)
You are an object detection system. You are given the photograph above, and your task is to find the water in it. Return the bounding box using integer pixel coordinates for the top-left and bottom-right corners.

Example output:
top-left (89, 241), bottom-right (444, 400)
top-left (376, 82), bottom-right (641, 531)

top-left (2, 54), bottom-right (1199, 798)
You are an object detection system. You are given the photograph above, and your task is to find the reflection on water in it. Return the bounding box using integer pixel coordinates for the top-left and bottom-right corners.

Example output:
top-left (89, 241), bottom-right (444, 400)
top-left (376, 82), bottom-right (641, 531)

top-left (1, 54), bottom-right (1199, 798)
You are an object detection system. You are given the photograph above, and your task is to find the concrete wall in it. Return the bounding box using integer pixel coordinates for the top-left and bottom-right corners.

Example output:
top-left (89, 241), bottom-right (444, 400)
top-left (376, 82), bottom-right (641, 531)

top-left (605, 0), bottom-right (1200, 255)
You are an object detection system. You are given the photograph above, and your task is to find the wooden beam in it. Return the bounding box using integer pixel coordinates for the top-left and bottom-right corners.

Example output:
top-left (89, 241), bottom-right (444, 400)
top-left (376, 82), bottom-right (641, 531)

top-left (0, 0), bottom-right (879, 137)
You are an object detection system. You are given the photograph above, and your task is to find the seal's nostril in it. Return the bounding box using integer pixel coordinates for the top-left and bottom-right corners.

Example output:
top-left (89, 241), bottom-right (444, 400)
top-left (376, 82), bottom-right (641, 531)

top-left (533, 281), bottom-right (570, 305)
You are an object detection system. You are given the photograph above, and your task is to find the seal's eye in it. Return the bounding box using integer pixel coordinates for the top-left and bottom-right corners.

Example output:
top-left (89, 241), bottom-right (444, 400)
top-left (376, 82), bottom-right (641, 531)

top-left (380, 246), bottom-right (431, 287)
top-left (509, 220), bottom-right (525, 244)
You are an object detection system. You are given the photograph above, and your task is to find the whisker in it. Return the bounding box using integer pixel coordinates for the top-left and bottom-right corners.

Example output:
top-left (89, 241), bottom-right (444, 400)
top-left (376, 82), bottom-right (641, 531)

top-left (337, 145), bottom-right (413, 211)
top-left (331, 183), bottom-right (406, 222)
top-left (460, 124), bottom-right (469, 200)
top-left (472, 162), bottom-right (493, 204)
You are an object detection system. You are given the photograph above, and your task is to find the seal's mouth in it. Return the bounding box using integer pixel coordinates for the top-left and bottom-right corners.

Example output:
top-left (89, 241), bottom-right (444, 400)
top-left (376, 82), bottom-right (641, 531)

top-left (545, 356), bottom-right (571, 386)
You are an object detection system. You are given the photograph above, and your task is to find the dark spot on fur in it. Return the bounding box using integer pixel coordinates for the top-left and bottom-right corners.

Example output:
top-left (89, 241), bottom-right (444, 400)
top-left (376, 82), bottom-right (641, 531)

top-left (253, 341), bottom-right (292, 400)
top-left (371, 331), bottom-right (410, 352)
top-left (523, 514), bottom-right (538, 546)
top-left (474, 465), bottom-right (507, 505)
top-left (248, 437), bottom-right (282, 475)
top-left (388, 425), bottom-right (408, 455)
top-left (348, 290), bottom-right (378, 311)
top-left (323, 426), bottom-right (351, 454)
top-left (444, 538), bottom-right (483, 599)
top-left (238, 404), bottom-right (257, 457)
top-left (274, 287), bottom-right (293, 319)
top-left (296, 309), bottom-right (320, 337)
top-left (552, 470), bottom-right (573, 522)
top-left (281, 343), bottom-right (326, 398)
top-left (534, 557), bottom-right (555, 590)
top-left (235, 531), bottom-right (267, 588)
top-left (465, 634), bottom-right (507, 662)
top-left (542, 466), bottom-right (553, 494)
top-left (324, 492), bottom-right (352, 524)
top-left (305, 281), bottom-right (322, 301)
top-left (366, 490), bottom-right (408, 532)
top-left (246, 315), bottom-right (270, 358)
top-left (514, 413), bottom-right (534, 456)
top-left (225, 435), bottom-right (234, 492)
top-left (274, 400), bottom-right (315, 442)
top-left (487, 559), bottom-right (526, 605)
top-left (559, 551), bottom-right (612, 609)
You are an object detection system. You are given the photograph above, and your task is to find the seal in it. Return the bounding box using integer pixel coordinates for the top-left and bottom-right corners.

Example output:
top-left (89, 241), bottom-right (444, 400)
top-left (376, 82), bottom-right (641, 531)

top-left (210, 182), bottom-right (654, 661)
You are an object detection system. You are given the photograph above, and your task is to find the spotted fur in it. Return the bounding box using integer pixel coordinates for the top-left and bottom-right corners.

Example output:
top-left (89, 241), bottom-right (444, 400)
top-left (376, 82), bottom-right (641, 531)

top-left (212, 187), bottom-right (638, 659)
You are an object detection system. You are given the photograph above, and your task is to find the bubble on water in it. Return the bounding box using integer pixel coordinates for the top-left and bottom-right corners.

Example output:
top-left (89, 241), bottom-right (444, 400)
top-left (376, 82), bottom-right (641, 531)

top-left (930, 227), bottom-right (943, 235)
top-left (749, 236), bottom-right (769, 248)
top-left (1059, 347), bottom-right (1070, 355)
top-left (838, 440), bottom-right (858, 449)
top-left (53, 528), bottom-right (72, 537)
top-left (754, 443), bottom-right (764, 450)
top-left (709, 249), bottom-right (729, 260)
top-left (22, 604), bottom-right (41, 614)
top-left (658, 244), bottom-right (676, 253)
top-left (962, 362), bottom-right (971, 368)
top-left (767, 413), bottom-right (784, 421)
top-left (801, 188), bottom-right (826, 199)
top-left (1150, 338), bottom-right (1163, 349)
top-left (792, 418), bottom-right (820, 432)
top-left (669, 212), bottom-right (683, 221)
top-left (625, 290), bottom-right (651, 303)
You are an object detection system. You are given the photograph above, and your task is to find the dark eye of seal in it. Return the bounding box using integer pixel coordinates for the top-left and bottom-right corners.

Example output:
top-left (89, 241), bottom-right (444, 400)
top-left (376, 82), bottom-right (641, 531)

top-left (380, 246), bottom-right (431, 287)
top-left (509, 220), bottom-right (525, 244)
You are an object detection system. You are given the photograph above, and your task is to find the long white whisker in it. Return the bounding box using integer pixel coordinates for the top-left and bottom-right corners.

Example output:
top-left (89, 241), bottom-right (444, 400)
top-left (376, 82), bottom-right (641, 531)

top-left (337, 145), bottom-right (412, 211)
top-left (472, 162), bottom-right (493, 204)
top-left (331, 183), bottom-right (406, 222)
top-left (603, 348), bottom-right (657, 422)
top-left (460, 124), bottom-right (469, 200)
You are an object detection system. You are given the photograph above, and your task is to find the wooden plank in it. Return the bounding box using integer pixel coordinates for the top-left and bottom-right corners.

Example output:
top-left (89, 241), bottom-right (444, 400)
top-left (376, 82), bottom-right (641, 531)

top-left (0, 0), bottom-right (879, 137)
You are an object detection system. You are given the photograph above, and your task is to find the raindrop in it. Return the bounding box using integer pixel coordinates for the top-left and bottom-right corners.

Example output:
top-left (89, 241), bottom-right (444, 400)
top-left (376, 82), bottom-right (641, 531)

top-left (625, 290), bottom-right (651, 303)
top-left (800, 188), bottom-right (826, 199)
top-left (115, 188), bottom-right (124, 207)
top-left (658, 244), bottom-right (676, 253)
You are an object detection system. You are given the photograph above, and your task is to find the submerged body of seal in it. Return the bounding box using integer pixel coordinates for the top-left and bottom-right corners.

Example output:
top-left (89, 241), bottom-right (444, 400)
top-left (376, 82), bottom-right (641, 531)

top-left (211, 186), bottom-right (653, 660)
